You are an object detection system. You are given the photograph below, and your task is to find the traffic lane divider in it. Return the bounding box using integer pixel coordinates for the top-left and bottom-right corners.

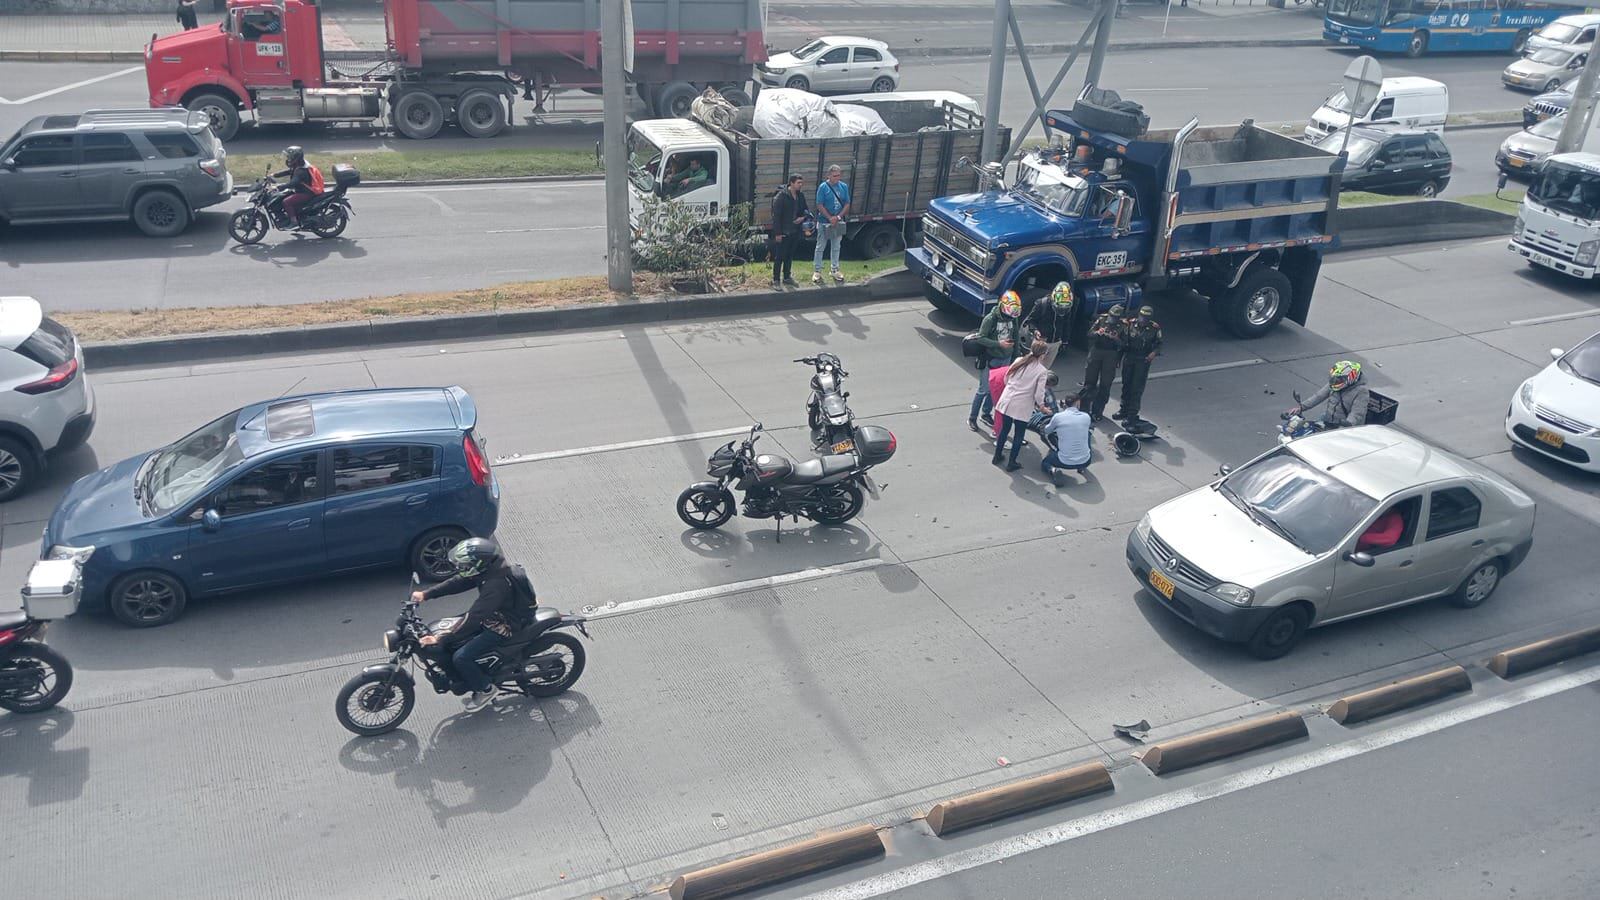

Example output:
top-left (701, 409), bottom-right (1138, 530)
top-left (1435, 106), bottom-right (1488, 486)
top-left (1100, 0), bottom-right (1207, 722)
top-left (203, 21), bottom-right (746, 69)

top-left (1326, 665), bottom-right (1472, 725)
top-left (1138, 709), bottom-right (1308, 776)
top-left (669, 824), bottom-right (884, 900)
top-left (1488, 624), bottom-right (1600, 679)
top-left (924, 761), bottom-right (1113, 837)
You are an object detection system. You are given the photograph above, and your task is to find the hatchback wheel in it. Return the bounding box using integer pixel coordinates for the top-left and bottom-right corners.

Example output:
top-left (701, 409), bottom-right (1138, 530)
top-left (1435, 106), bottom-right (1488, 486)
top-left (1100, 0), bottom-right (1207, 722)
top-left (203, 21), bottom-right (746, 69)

top-left (871, 76), bottom-right (895, 93)
top-left (109, 571), bottom-right (189, 627)
top-left (410, 526), bottom-right (468, 582)
top-left (0, 436), bottom-right (39, 503)
top-left (1449, 560), bottom-right (1502, 609)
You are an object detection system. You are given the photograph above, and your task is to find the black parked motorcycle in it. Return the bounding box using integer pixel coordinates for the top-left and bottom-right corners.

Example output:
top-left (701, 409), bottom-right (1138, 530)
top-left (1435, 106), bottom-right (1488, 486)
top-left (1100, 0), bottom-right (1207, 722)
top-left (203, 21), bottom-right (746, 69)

top-left (228, 163), bottom-right (360, 246)
top-left (676, 422), bottom-right (896, 536)
top-left (799, 353), bottom-right (857, 453)
top-left (335, 577), bottom-right (591, 736)
top-left (0, 616), bottom-right (72, 714)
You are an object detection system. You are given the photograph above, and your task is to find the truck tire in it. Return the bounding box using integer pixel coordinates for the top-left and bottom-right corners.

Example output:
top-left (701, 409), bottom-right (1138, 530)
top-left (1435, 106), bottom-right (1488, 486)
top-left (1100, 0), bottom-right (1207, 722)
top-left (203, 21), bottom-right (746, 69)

top-left (924, 285), bottom-right (968, 317)
top-left (187, 92), bottom-right (240, 142)
top-left (1219, 267), bottom-right (1292, 339)
top-left (132, 189), bottom-right (191, 238)
top-left (393, 91), bottom-right (445, 140)
top-left (456, 90), bottom-right (507, 139)
top-left (655, 82), bottom-right (699, 119)
top-left (855, 224), bottom-right (903, 260)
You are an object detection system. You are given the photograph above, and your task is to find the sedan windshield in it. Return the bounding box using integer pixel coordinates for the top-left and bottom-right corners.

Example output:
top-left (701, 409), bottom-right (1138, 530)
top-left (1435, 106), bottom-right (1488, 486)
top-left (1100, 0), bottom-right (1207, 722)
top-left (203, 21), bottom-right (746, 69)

top-left (1222, 449), bottom-right (1377, 553)
top-left (1529, 48), bottom-right (1575, 66)
top-left (1559, 333), bottom-right (1600, 384)
top-left (144, 410), bottom-right (244, 514)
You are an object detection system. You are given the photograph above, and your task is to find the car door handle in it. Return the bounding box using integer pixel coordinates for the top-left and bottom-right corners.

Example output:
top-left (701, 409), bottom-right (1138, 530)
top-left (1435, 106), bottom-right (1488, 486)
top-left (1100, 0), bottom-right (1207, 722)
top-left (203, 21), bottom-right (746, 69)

top-left (1472, 539), bottom-right (1485, 547)
top-left (1398, 559), bottom-right (1414, 567)
top-left (405, 493), bottom-right (429, 507)
top-left (58, 172), bottom-right (77, 178)
top-left (287, 517), bottom-right (311, 530)
top-left (122, 168), bottom-right (141, 174)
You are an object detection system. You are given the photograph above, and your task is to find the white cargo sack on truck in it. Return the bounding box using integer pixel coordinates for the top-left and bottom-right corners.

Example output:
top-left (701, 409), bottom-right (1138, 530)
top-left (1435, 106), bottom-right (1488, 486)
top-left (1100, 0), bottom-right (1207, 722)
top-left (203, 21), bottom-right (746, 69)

top-left (836, 104), bottom-right (892, 136)
top-left (752, 88), bottom-right (842, 139)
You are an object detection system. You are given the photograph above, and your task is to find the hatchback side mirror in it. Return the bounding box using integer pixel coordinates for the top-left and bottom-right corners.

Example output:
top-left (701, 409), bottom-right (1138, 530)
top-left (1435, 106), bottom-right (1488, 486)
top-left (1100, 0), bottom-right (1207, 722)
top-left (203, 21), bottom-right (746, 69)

top-left (1550, 347), bottom-right (1565, 359)
top-left (201, 509), bottom-right (222, 532)
top-left (1344, 551), bottom-right (1375, 567)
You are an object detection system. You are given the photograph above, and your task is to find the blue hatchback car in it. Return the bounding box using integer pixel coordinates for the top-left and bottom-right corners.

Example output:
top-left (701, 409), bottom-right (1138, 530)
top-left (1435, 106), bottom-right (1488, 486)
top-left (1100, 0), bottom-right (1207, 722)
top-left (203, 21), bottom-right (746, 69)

top-left (43, 386), bottom-right (500, 627)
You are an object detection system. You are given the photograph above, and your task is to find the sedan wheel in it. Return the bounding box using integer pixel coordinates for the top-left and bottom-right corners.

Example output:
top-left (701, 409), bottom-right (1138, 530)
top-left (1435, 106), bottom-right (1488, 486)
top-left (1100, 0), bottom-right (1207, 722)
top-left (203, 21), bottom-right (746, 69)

top-left (1450, 560), bottom-right (1502, 609)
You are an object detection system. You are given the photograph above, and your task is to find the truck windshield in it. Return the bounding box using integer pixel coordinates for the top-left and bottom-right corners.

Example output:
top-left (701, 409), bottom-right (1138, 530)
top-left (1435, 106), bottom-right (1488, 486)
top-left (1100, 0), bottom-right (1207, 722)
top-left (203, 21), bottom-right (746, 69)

top-left (1528, 161), bottom-right (1600, 220)
top-left (1014, 166), bottom-right (1087, 216)
top-left (1223, 449), bottom-right (1377, 554)
top-left (1326, 0), bottom-right (1382, 27)
top-left (627, 132), bottom-right (663, 194)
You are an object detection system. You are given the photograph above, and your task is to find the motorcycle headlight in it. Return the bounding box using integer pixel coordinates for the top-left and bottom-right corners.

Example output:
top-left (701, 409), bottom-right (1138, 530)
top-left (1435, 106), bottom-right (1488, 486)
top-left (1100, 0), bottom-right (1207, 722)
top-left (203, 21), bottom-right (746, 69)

top-left (1208, 582), bottom-right (1255, 607)
top-left (1512, 215), bottom-right (1524, 241)
top-left (1518, 380), bottom-right (1535, 409)
top-left (46, 544), bottom-right (95, 564)
top-left (1577, 239), bottom-right (1600, 266)
top-left (383, 629), bottom-right (399, 653)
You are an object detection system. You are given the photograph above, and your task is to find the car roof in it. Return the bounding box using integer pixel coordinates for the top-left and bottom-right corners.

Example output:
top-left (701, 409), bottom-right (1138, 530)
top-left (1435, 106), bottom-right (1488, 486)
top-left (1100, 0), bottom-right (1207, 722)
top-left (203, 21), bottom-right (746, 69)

top-left (0, 297), bottom-right (44, 351)
top-left (13, 108), bottom-right (209, 139)
top-left (232, 387), bottom-right (467, 458)
top-left (1288, 426), bottom-right (1492, 500)
top-left (1382, 76), bottom-right (1446, 93)
top-left (1547, 13), bottom-right (1600, 27)
top-left (815, 35), bottom-right (891, 51)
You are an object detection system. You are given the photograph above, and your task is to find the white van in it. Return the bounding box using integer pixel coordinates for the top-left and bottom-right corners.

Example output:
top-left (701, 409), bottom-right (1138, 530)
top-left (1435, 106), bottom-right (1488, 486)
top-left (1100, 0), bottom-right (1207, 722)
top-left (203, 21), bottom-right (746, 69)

top-left (1304, 77), bottom-right (1449, 142)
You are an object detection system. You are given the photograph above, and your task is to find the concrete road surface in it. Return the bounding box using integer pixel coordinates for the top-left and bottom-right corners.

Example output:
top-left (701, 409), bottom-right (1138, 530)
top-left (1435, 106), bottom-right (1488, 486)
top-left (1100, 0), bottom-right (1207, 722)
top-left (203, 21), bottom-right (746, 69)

top-left (1, 237), bottom-right (1597, 899)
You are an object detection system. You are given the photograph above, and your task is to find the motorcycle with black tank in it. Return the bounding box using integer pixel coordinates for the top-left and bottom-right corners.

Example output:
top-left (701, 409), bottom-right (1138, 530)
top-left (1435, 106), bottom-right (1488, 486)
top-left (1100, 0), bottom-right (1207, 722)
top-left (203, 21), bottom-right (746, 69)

top-left (676, 422), bottom-right (896, 538)
top-left (798, 353), bottom-right (857, 453)
top-left (335, 575), bottom-right (591, 736)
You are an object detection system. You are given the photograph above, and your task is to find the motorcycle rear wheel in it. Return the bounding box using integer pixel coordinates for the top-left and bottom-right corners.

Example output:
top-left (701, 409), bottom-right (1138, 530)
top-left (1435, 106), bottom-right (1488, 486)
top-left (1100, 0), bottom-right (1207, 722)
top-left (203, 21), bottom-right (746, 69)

top-left (0, 642), bottom-right (73, 713)
top-left (309, 206), bottom-right (349, 238)
top-left (811, 482), bottom-right (865, 525)
top-left (228, 209), bottom-right (268, 245)
top-left (514, 634), bottom-right (587, 697)
top-left (335, 670), bottom-right (415, 736)
top-left (677, 486), bottom-right (735, 529)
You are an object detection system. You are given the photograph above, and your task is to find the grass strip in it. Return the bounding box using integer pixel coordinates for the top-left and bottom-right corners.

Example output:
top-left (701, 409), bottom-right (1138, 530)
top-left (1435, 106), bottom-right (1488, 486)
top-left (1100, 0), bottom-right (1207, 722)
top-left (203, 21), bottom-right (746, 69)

top-left (227, 147), bottom-right (603, 182)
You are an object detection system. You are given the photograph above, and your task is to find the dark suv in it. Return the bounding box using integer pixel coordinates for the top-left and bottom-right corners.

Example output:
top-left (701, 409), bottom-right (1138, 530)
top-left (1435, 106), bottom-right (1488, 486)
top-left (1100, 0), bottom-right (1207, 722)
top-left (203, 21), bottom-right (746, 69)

top-left (0, 108), bottom-right (232, 237)
top-left (1315, 126), bottom-right (1452, 198)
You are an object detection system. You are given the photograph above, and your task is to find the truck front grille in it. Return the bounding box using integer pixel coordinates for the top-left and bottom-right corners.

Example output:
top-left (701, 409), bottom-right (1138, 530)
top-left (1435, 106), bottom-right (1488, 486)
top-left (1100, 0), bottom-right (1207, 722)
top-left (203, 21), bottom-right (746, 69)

top-left (1521, 229), bottom-right (1580, 261)
top-left (922, 216), bottom-right (988, 284)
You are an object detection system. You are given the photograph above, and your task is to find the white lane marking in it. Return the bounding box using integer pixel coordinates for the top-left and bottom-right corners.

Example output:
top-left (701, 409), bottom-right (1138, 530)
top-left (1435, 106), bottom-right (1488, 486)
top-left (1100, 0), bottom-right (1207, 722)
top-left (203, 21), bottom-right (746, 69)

top-left (1507, 308), bottom-right (1600, 326)
top-left (806, 662), bottom-right (1600, 900)
top-left (587, 559), bottom-right (888, 619)
top-left (0, 66), bottom-right (143, 105)
top-left (1149, 358), bottom-right (1262, 380)
top-left (493, 426), bottom-right (748, 466)
top-left (485, 225), bottom-right (605, 234)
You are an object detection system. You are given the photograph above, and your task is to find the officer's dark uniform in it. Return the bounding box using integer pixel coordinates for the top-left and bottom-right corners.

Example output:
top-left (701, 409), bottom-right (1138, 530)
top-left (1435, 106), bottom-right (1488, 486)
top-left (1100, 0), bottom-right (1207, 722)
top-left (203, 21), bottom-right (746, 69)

top-left (1080, 306), bottom-right (1125, 421)
top-left (1116, 306), bottom-right (1164, 422)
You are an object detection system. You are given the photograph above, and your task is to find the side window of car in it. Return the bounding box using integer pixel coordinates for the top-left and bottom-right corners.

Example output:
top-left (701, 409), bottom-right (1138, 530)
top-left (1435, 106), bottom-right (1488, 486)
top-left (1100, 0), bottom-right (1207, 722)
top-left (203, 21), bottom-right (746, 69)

top-left (81, 132), bottom-right (142, 165)
top-left (1402, 136), bottom-right (1431, 163)
top-left (853, 47), bottom-right (882, 63)
top-left (332, 445), bottom-right (438, 495)
top-left (212, 452), bottom-right (321, 517)
top-left (146, 132), bottom-right (201, 159)
top-left (10, 135), bottom-right (75, 168)
top-left (819, 47), bottom-right (850, 65)
top-left (1357, 495), bottom-right (1422, 554)
top-left (1424, 133), bottom-right (1449, 159)
top-left (1426, 487), bottom-right (1482, 540)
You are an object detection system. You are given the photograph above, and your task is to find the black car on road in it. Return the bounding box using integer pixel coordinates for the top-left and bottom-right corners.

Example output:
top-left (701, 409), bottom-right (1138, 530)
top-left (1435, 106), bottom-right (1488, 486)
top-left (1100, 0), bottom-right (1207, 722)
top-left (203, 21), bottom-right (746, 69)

top-left (1314, 126), bottom-right (1452, 198)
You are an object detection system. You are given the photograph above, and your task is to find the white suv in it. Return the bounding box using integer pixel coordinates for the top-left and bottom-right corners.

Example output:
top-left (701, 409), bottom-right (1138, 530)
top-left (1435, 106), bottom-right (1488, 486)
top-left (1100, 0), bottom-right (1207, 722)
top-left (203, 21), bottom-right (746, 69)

top-left (0, 297), bottom-right (94, 501)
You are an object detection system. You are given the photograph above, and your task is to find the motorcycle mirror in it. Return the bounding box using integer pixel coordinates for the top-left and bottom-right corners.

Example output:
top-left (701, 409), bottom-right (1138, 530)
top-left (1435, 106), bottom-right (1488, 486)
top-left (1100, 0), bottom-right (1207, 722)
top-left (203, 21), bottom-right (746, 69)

top-left (1344, 551), bottom-right (1376, 568)
top-left (201, 509), bottom-right (222, 532)
top-left (1292, 389), bottom-right (1302, 403)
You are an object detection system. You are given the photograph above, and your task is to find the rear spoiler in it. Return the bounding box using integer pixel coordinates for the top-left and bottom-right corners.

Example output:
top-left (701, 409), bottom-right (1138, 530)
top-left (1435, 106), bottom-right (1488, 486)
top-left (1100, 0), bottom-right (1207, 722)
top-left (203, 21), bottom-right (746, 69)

top-left (445, 385), bottom-right (478, 432)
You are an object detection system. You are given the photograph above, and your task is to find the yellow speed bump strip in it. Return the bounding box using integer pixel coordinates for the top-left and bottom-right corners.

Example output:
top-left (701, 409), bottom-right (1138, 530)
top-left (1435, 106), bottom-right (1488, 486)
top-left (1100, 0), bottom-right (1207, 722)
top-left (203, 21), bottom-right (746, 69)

top-left (924, 761), bottom-right (1113, 837)
top-left (1327, 665), bottom-right (1472, 725)
top-left (1488, 624), bottom-right (1600, 679)
top-left (669, 824), bottom-right (884, 900)
top-left (1138, 710), bottom-right (1308, 776)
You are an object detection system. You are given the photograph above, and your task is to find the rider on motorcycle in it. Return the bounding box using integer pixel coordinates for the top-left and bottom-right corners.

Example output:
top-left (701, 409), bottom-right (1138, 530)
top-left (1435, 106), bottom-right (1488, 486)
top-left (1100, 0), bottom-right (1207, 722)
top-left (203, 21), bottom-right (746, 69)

top-left (272, 146), bottom-right (318, 228)
top-left (1287, 360), bottom-right (1370, 429)
top-left (410, 538), bottom-right (536, 711)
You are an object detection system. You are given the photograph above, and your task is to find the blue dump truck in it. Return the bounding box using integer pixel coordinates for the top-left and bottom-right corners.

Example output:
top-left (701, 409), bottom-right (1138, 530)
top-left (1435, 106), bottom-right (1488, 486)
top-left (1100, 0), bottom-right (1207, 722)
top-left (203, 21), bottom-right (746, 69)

top-left (906, 105), bottom-right (1346, 338)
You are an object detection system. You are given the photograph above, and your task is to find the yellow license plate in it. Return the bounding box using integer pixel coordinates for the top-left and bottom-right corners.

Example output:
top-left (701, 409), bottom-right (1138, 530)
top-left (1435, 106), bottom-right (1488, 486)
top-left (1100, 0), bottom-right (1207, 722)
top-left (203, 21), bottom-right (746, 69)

top-left (1509, 156), bottom-right (1525, 167)
top-left (832, 439), bottom-right (855, 453)
top-left (1148, 569), bottom-right (1176, 600)
top-left (1535, 427), bottom-right (1565, 448)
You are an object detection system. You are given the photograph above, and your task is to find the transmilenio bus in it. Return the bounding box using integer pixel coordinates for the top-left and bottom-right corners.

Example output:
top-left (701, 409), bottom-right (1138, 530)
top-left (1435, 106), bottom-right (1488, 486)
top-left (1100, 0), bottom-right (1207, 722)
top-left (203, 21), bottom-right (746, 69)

top-left (1324, 0), bottom-right (1583, 57)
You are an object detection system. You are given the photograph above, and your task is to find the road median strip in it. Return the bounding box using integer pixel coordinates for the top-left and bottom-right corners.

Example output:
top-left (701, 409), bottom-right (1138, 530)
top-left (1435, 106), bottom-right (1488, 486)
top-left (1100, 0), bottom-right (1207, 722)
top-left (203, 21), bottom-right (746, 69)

top-left (1488, 624), bottom-right (1600, 678)
top-left (669, 824), bottom-right (884, 900)
top-left (924, 761), bottom-right (1113, 836)
top-left (1326, 665), bottom-right (1473, 725)
top-left (1137, 709), bottom-right (1308, 775)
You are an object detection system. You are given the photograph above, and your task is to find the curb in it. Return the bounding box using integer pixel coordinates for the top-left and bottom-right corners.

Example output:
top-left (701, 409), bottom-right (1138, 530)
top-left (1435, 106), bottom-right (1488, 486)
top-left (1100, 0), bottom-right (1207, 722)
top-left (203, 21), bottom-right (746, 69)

top-left (924, 761), bottom-right (1113, 836)
top-left (1138, 709), bottom-right (1308, 775)
top-left (1326, 665), bottom-right (1472, 725)
top-left (1488, 624), bottom-right (1600, 679)
top-left (668, 824), bottom-right (884, 900)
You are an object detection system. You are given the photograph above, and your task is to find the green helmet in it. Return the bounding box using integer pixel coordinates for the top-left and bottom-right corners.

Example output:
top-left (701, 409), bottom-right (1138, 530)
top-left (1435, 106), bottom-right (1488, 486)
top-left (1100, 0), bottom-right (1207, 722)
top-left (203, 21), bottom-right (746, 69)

top-left (1329, 360), bottom-right (1362, 391)
top-left (1050, 282), bottom-right (1075, 310)
top-left (446, 537), bottom-right (501, 577)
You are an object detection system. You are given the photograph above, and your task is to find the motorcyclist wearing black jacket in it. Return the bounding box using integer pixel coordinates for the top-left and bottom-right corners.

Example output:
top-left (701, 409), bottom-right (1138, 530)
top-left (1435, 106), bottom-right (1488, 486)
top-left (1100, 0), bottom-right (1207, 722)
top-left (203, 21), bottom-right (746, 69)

top-left (410, 537), bottom-right (534, 711)
top-left (272, 145), bottom-right (316, 227)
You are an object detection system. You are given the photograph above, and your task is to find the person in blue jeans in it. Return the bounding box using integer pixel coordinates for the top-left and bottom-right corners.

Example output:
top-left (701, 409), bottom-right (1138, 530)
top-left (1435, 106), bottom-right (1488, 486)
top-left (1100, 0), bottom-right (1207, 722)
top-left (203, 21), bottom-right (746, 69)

top-left (1041, 393), bottom-right (1094, 484)
top-left (967, 290), bottom-right (1024, 431)
top-left (813, 165), bottom-right (852, 284)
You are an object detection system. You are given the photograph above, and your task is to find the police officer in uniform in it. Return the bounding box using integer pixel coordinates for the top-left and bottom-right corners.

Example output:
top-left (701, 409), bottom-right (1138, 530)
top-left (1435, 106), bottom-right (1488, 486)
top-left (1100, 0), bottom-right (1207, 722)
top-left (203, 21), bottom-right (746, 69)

top-left (1080, 303), bottom-right (1126, 423)
top-left (1114, 305), bottom-right (1164, 423)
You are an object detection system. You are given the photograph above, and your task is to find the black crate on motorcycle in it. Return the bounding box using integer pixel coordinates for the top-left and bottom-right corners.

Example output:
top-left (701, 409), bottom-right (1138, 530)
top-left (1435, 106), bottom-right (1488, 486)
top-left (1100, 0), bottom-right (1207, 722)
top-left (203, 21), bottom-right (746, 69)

top-left (1367, 391), bottom-right (1398, 426)
top-left (20, 559), bottom-right (82, 620)
top-left (332, 164), bottom-right (361, 188)
top-left (854, 425), bottom-right (897, 466)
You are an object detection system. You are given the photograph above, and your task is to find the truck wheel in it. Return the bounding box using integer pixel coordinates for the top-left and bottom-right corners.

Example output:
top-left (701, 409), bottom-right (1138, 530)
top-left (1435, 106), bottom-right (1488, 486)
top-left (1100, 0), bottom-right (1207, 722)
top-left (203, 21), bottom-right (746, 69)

top-left (1406, 30), bottom-right (1429, 58)
top-left (855, 224), bottom-right (902, 259)
top-left (393, 91), bottom-right (444, 140)
top-left (1220, 267), bottom-right (1291, 339)
top-left (717, 84), bottom-right (752, 107)
top-left (187, 93), bottom-right (240, 142)
top-left (924, 286), bottom-right (968, 316)
top-left (655, 82), bottom-right (699, 119)
top-left (132, 189), bottom-right (191, 238)
top-left (456, 90), bottom-right (507, 139)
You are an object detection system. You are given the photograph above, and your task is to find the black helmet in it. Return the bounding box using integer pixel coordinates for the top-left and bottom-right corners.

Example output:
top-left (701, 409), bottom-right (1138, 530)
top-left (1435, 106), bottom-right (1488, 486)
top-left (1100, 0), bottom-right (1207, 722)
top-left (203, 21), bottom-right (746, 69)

top-left (446, 537), bottom-right (502, 577)
top-left (284, 145), bottom-right (305, 166)
top-left (1112, 431), bottom-right (1141, 458)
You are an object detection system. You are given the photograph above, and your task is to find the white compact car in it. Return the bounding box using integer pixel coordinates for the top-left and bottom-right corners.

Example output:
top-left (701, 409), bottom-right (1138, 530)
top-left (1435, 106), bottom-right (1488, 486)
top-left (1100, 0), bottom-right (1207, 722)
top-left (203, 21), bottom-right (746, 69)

top-left (756, 36), bottom-right (900, 94)
top-left (1507, 331), bottom-right (1600, 472)
top-left (1127, 427), bottom-right (1535, 659)
top-left (0, 297), bottom-right (95, 501)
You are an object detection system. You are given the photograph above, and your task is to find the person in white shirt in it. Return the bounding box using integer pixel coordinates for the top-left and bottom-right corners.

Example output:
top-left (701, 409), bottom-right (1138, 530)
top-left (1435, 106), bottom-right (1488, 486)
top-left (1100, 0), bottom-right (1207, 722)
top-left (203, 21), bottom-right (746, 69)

top-left (1041, 393), bottom-right (1093, 484)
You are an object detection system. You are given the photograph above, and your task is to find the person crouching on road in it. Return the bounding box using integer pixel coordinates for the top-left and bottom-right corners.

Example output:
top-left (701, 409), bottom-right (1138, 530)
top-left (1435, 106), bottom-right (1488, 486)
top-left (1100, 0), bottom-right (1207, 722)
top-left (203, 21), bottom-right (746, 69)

top-left (1041, 393), bottom-right (1093, 485)
top-left (992, 339), bottom-right (1052, 472)
top-left (968, 290), bottom-right (1024, 432)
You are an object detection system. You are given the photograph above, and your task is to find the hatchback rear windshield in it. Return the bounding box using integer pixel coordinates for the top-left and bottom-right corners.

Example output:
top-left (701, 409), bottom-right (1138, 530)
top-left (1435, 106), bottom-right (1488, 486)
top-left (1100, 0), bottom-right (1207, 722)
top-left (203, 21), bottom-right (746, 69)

top-left (16, 316), bottom-right (74, 368)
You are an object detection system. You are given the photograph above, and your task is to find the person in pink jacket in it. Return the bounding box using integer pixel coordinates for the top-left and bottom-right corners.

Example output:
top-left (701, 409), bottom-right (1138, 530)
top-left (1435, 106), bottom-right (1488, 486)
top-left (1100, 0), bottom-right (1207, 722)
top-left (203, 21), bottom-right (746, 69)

top-left (992, 339), bottom-right (1052, 471)
top-left (988, 364), bottom-right (1010, 438)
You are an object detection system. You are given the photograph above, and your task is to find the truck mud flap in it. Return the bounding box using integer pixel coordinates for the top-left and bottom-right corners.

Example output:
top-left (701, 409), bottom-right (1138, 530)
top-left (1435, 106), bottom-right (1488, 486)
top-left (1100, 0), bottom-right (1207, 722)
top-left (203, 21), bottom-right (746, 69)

top-left (1280, 247), bottom-right (1322, 326)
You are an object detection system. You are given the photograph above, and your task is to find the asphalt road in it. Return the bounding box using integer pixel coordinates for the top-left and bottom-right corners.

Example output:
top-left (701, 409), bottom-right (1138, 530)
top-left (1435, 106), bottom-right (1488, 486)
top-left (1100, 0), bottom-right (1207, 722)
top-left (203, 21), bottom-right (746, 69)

top-left (1, 238), bottom-right (1597, 899)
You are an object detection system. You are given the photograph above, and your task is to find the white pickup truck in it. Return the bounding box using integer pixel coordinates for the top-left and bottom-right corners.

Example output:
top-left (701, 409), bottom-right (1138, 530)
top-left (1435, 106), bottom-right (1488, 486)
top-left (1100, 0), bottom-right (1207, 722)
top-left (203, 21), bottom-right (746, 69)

top-left (1510, 151), bottom-right (1600, 279)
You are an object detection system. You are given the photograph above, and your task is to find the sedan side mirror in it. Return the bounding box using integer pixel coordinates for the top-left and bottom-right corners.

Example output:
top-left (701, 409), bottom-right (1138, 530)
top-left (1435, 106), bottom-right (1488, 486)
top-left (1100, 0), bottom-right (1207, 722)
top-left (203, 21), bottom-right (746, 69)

top-left (1344, 550), bottom-right (1376, 567)
top-left (1217, 464), bottom-right (1234, 476)
top-left (1550, 347), bottom-right (1565, 359)
top-left (0, 157), bottom-right (15, 171)
top-left (201, 509), bottom-right (222, 532)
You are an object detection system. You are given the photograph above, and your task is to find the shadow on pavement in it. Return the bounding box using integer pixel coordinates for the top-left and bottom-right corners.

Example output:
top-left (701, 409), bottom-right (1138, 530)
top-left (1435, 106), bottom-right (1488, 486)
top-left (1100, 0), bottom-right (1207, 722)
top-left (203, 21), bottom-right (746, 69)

top-left (0, 709), bottom-right (89, 809)
top-left (229, 235), bottom-right (368, 268)
top-left (0, 214), bottom-right (234, 266)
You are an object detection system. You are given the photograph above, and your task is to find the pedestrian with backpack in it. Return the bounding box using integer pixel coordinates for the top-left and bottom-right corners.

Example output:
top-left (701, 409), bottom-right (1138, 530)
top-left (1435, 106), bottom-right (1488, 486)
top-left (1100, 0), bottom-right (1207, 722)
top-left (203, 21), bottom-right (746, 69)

top-left (813, 165), bottom-right (851, 285)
